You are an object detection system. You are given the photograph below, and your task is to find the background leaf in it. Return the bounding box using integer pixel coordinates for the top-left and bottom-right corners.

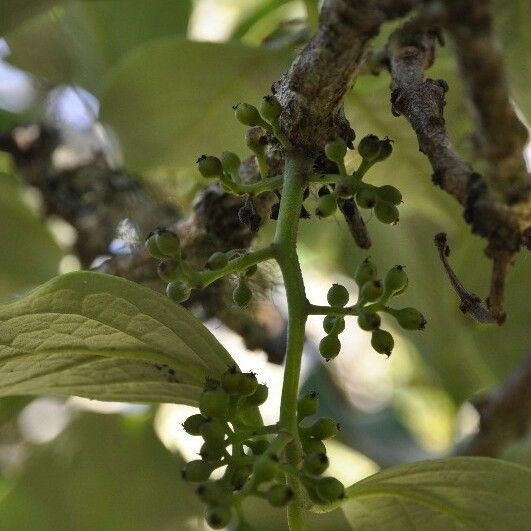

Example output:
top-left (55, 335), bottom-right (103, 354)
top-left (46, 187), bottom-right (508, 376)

top-left (0, 271), bottom-right (236, 404)
top-left (343, 457), bottom-right (531, 530)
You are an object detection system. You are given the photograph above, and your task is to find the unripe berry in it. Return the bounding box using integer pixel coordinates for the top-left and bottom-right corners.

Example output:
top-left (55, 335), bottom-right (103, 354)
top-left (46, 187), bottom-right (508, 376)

top-left (182, 414), bottom-right (207, 436)
top-left (315, 476), bottom-right (345, 502)
top-left (259, 95), bottom-right (282, 123)
top-left (359, 280), bottom-right (383, 303)
top-left (233, 281), bottom-right (252, 307)
top-left (199, 387), bottom-right (230, 419)
top-left (197, 155), bottom-right (223, 178)
top-left (371, 328), bottom-right (394, 356)
top-left (384, 265), bottom-right (408, 298)
top-left (357, 310), bottom-right (381, 331)
top-left (354, 257), bottom-right (377, 287)
top-left (145, 231), bottom-right (166, 259)
top-left (303, 452), bottom-right (329, 475)
top-left (319, 334), bottom-right (341, 361)
top-left (394, 307), bottom-right (427, 330)
top-left (377, 184), bottom-right (402, 205)
top-left (166, 280), bottom-right (191, 303)
top-left (181, 460), bottom-right (213, 482)
top-left (235, 103), bottom-right (262, 126)
top-left (220, 151), bottom-right (241, 176)
top-left (302, 437), bottom-right (327, 455)
top-left (200, 419), bottom-right (226, 444)
top-left (221, 365), bottom-right (242, 395)
top-left (324, 137), bottom-right (347, 164)
top-left (267, 484), bottom-right (293, 507)
top-left (375, 138), bottom-right (393, 161)
top-left (238, 372), bottom-right (258, 397)
top-left (253, 455), bottom-right (279, 483)
top-left (356, 185), bottom-right (377, 209)
top-left (199, 441), bottom-right (225, 463)
top-left (302, 418), bottom-right (340, 440)
top-left (207, 251), bottom-right (228, 270)
top-left (374, 199), bottom-right (399, 224)
top-left (358, 134), bottom-right (381, 161)
top-left (195, 481), bottom-right (225, 504)
top-left (327, 283), bottom-right (349, 307)
top-left (297, 392), bottom-right (319, 420)
top-left (322, 315), bottom-right (345, 334)
top-left (205, 505), bottom-right (232, 530)
top-left (231, 465), bottom-right (252, 490)
top-left (316, 193), bottom-right (337, 218)
top-left (243, 383), bottom-right (268, 407)
top-left (155, 228), bottom-right (181, 257)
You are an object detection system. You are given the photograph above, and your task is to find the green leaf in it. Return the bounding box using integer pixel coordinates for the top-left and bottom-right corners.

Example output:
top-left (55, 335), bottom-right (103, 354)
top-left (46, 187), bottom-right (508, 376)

top-left (100, 38), bottom-right (289, 171)
top-left (343, 457), bottom-right (531, 530)
top-left (0, 271), bottom-right (236, 404)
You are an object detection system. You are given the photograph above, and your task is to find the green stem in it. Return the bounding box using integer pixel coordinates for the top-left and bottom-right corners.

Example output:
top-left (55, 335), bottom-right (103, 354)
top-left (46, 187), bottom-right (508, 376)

top-left (273, 152), bottom-right (312, 531)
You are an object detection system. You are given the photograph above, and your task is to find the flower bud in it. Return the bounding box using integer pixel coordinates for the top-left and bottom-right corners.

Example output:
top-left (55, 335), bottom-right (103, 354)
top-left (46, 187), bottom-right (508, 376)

top-left (235, 103), bottom-right (262, 126)
top-left (182, 414), bottom-right (207, 436)
top-left (166, 280), bottom-right (191, 303)
top-left (357, 310), bottom-right (381, 331)
top-left (181, 460), bottom-right (213, 482)
top-left (315, 477), bottom-right (345, 502)
top-left (377, 184), bottom-right (402, 205)
top-left (259, 95), bottom-right (282, 123)
top-left (155, 228), bottom-right (181, 257)
top-left (316, 193), bottom-right (337, 218)
top-left (354, 257), bottom-right (377, 287)
top-left (207, 251), bottom-right (228, 270)
top-left (327, 283), bottom-right (349, 307)
top-left (394, 307), bottom-right (427, 330)
top-left (358, 134), bottom-right (381, 161)
top-left (324, 137), bottom-right (347, 164)
top-left (302, 418), bottom-right (340, 440)
top-left (322, 315), bottom-right (345, 334)
top-left (199, 386), bottom-right (230, 419)
top-left (297, 392), bottom-right (319, 420)
top-left (371, 328), bottom-right (394, 356)
top-left (303, 452), bottom-right (329, 476)
top-left (319, 334), bottom-right (341, 361)
top-left (374, 199), bottom-right (399, 224)
top-left (356, 184), bottom-right (378, 209)
top-left (384, 265), bottom-right (408, 298)
top-left (197, 155), bottom-right (223, 178)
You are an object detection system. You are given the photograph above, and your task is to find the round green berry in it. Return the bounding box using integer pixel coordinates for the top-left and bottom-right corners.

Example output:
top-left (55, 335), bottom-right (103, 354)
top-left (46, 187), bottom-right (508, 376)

top-left (377, 184), bottom-right (402, 205)
top-left (145, 232), bottom-right (166, 259)
top-left (195, 481), bottom-right (225, 504)
top-left (356, 185), bottom-right (378, 209)
top-left (200, 419), bottom-right (226, 443)
top-left (181, 460), bottom-right (213, 482)
top-left (220, 151), bottom-right (241, 176)
top-left (322, 315), bottom-right (345, 334)
top-left (238, 372), bottom-right (258, 397)
top-left (235, 103), bottom-right (262, 126)
top-left (303, 452), bottom-right (329, 476)
top-left (316, 193), bottom-right (337, 217)
top-left (359, 280), bottom-right (383, 303)
top-left (267, 484), bottom-right (293, 507)
top-left (324, 137), bottom-right (347, 163)
top-left (371, 328), bottom-right (394, 356)
top-left (354, 257), bottom-right (377, 287)
top-left (358, 134), bottom-right (381, 161)
top-left (375, 138), bottom-right (393, 161)
top-left (183, 414), bottom-right (207, 436)
top-left (233, 281), bottom-right (252, 307)
top-left (302, 437), bottom-right (327, 455)
top-left (374, 199), bottom-right (399, 224)
top-left (197, 155), bottom-right (223, 178)
top-left (243, 383), bottom-right (268, 407)
top-left (205, 504), bottom-right (232, 530)
top-left (199, 441), bottom-right (225, 463)
top-left (207, 251), bottom-right (228, 270)
top-left (259, 95), bottom-right (282, 123)
top-left (231, 465), bottom-right (252, 490)
top-left (155, 228), bottom-right (181, 257)
top-left (384, 265), bottom-right (408, 298)
top-left (357, 310), bottom-right (381, 331)
top-left (394, 307), bottom-right (427, 330)
top-left (253, 455), bottom-right (279, 483)
top-left (315, 476), bottom-right (345, 502)
top-left (319, 334), bottom-right (341, 360)
top-left (327, 283), bottom-right (349, 307)
top-left (302, 418), bottom-right (340, 440)
top-left (199, 387), bottom-right (230, 419)
top-left (297, 392), bottom-right (319, 420)
top-left (166, 280), bottom-right (191, 303)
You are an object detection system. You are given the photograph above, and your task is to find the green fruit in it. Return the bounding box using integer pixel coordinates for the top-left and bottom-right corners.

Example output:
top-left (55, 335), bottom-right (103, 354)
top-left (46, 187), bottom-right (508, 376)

top-left (302, 437), bottom-right (326, 455)
top-left (377, 184), bottom-right (402, 204)
top-left (297, 392), bottom-right (319, 420)
top-left (235, 103), bottom-right (262, 126)
top-left (233, 281), bottom-right (252, 307)
top-left (324, 137), bottom-right (347, 163)
top-left (182, 414), bottom-right (207, 436)
top-left (221, 366), bottom-right (242, 395)
top-left (157, 260), bottom-right (182, 282)
top-left (374, 199), bottom-right (399, 224)
top-left (220, 151), bottom-right (241, 176)
top-left (195, 481), bottom-right (225, 504)
top-left (394, 307), bottom-right (427, 330)
top-left (371, 328), bottom-right (394, 356)
top-left (322, 315), bottom-right (345, 334)
top-left (327, 283), bottom-right (349, 307)
top-left (303, 452), bottom-right (329, 475)
top-left (359, 280), bottom-right (383, 303)
top-left (356, 184), bottom-right (377, 209)
top-left (253, 455), bottom-right (279, 483)
top-left (384, 265), bottom-right (408, 298)
top-left (231, 465), bottom-right (252, 490)
top-left (319, 334), bottom-right (341, 360)
top-left (205, 504), bottom-right (232, 530)
top-left (197, 155), bottom-right (223, 178)
top-left (316, 193), bottom-right (337, 217)
top-left (207, 251), bottom-right (229, 270)
top-left (145, 232), bottom-right (166, 259)
top-left (315, 477), bottom-right (345, 502)
top-left (199, 387), bottom-right (230, 419)
top-left (155, 228), bottom-right (181, 257)
top-left (267, 484), bottom-right (293, 507)
top-left (181, 460), bottom-right (213, 482)
top-left (200, 419), bottom-right (226, 443)
top-left (358, 134), bottom-right (381, 161)
top-left (259, 95), bottom-right (282, 122)
top-left (239, 372), bottom-right (259, 397)
top-left (375, 138), bottom-right (393, 161)
top-left (246, 439), bottom-right (269, 455)
top-left (243, 383), bottom-right (268, 407)
top-left (166, 280), bottom-right (191, 303)
top-left (357, 311), bottom-right (381, 331)
top-left (199, 441), bottom-right (225, 463)
top-left (302, 418), bottom-right (340, 440)
top-left (354, 257), bottom-right (377, 287)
